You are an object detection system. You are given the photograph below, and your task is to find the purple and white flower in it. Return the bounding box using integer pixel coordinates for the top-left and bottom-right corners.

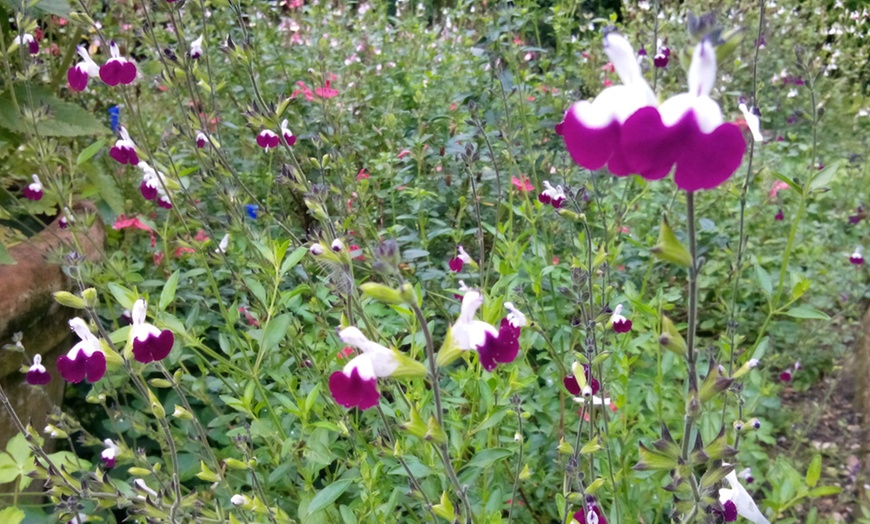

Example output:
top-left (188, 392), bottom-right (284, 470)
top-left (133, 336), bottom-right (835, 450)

top-left (718, 469), bottom-right (770, 523)
top-left (100, 41), bottom-right (137, 86)
top-left (609, 304), bottom-right (632, 333)
top-left (68, 46), bottom-right (100, 92)
top-left (129, 299), bottom-right (174, 364)
top-left (56, 318), bottom-right (106, 383)
top-left (100, 439), bottom-right (120, 469)
top-left (22, 174), bottom-right (43, 201)
top-left (13, 33), bottom-right (39, 55)
top-left (538, 181), bottom-right (566, 208)
top-left (189, 35), bottom-right (204, 60)
top-left (451, 291), bottom-right (525, 371)
top-left (449, 245), bottom-right (474, 272)
top-left (850, 246), bottom-right (864, 265)
top-left (110, 127), bottom-right (139, 165)
top-left (281, 120), bottom-right (297, 146)
top-left (256, 129), bottom-right (279, 150)
top-left (25, 354), bottom-right (51, 386)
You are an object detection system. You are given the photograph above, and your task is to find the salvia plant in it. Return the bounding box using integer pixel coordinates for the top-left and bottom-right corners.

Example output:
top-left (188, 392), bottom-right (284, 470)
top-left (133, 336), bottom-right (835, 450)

top-left (1, 0), bottom-right (868, 523)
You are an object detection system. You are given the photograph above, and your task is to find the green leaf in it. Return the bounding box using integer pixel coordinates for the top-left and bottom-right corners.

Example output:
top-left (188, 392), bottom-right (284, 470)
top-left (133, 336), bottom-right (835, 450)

top-left (0, 86), bottom-right (109, 137)
top-left (772, 171), bottom-right (801, 192)
top-left (76, 139), bottom-right (107, 166)
top-left (260, 313), bottom-right (291, 353)
top-left (783, 306), bottom-right (830, 320)
top-left (0, 242), bottom-right (15, 265)
top-left (805, 454), bottom-right (821, 488)
top-left (159, 271), bottom-right (180, 311)
top-left (280, 246), bottom-right (308, 276)
top-left (0, 507), bottom-right (24, 524)
top-left (470, 408), bottom-right (509, 435)
top-left (751, 337), bottom-right (769, 361)
top-left (809, 162), bottom-right (840, 192)
top-left (754, 264), bottom-right (772, 297)
top-left (107, 282), bottom-right (137, 310)
top-left (306, 478), bottom-right (352, 516)
top-left (462, 448), bottom-right (513, 470)
top-left (807, 485), bottom-right (841, 497)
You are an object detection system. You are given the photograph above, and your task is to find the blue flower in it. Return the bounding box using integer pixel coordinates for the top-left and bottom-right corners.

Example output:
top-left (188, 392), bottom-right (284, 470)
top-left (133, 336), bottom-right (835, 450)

top-left (108, 105), bottom-right (120, 132)
top-left (245, 204), bottom-right (259, 219)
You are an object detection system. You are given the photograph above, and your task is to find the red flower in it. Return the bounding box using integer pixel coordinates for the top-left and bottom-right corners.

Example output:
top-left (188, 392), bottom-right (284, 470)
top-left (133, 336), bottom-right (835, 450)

top-left (292, 81), bottom-right (315, 101)
top-left (194, 229), bottom-right (209, 242)
top-left (174, 246), bottom-right (195, 257)
top-left (356, 168), bottom-right (370, 181)
top-left (511, 176), bottom-right (534, 192)
top-left (113, 215), bottom-right (153, 232)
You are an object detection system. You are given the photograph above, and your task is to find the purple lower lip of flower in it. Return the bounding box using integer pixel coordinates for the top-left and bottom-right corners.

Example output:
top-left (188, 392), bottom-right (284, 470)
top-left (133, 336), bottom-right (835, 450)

top-left (449, 257), bottom-right (463, 272)
top-left (140, 180), bottom-right (158, 200)
top-left (723, 500), bottom-right (738, 521)
top-left (563, 366), bottom-right (600, 396)
top-left (620, 108), bottom-right (746, 191)
top-left (850, 255), bottom-right (864, 265)
top-left (556, 108), bottom-right (622, 172)
top-left (22, 186), bottom-right (43, 201)
top-left (110, 146), bottom-right (139, 165)
top-left (100, 60), bottom-right (123, 86)
top-left (613, 318), bottom-right (632, 333)
top-left (28, 40), bottom-right (39, 55)
top-left (132, 330), bottom-right (174, 364)
top-left (57, 349), bottom-right (106, 383)
top-left (477, 318), bottom-right (521, 372)
top-left (68, 66), bottom-right (89, 92)
top-left (779, 370), bottom-right (792, 382)
top-left (283, 133), bottom-right (297, 146)
top-left (26, 368), bottom-right (52, 386)
top-left (103, 456), bottom-right (116, 468)
top-left (538, 192), bottom-right (552, 205)
top-left (329, 367), bottom-right (380, 410)
top-left (775, 209), bottom-right (784, 221)
top-left (158, 197), bottom-right (173, 210)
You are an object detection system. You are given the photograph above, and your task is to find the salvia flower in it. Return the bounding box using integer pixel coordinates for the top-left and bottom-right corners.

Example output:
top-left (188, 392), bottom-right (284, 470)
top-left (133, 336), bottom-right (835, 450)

top-left (738, 467), bottom-right (754, 484)
top-left (129, 299), bottom-right (174, 364)
top-left (619, 38), bottom-right (746, 191)
top-left (310, 243), bottom-right (325, 256)
top-left (100, 439), bottom-right (120, 469)
top-left (538, 181), bottom-right (566, 208)
top-left (609, 304), bottom-right (632, 333)
top-left (22, 174), bottom-right (44, 201)
top-left (449, 245), bottom-right (474, 272)
top-left (331, 238), bottom-right (344, 252)
top-left (738, 102), bottom-right (763, 142)
top-left (189, 35), bottom-right (204, 59)
top-left (245, 204), bottom-right (258, 219)
top-left (774, 209), bottom-right (784, 221)
top-left (100, 41), bottom-right (137, 86)
top-left (572, 496), bottom-right (608, 524)
top-left (564, 362), bottom-right (600, 397)
top-left (14, 33), bottom-right (39, 55)
top-left (133, 478), bottom-right (159, 499)
top-left (849, 246), bottom-right (864, 265)
top-left (556, 31), bottom-right (657, 174)
top-left (26, 354), bottom-right (51, 386)
top-left (328, 326), bottom-right (425, 410)
top-left (195, 131), bottom-right (208, 148)
top-left (68, 46), bottom-right (100, 91)
top-left (281, 120), bottom-right (297, 146)
top-left (448, 291), bottom-right (525, 371)
top-left (57, 318), bottom-right (106, 383)
top-left (653, 45), bottom-right (670, 68)
top-left (718, 469), bottom-right (770, 523)
top-left (256, 129), bottom-right (279, 150)
top-left (110, 127), bottom-right (140, 165)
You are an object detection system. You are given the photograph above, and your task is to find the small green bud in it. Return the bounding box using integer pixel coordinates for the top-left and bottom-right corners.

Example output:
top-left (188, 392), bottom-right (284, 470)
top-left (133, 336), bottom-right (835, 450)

top-left (81, 288), bottom-right (98, 308)
top-left (424, 416), bottom-right (446, 445)
top-left (359, 282), bottom-right (403, 304)
top-left (53, 291), bottom-right (85, 309)
top-left (651, 215), bottom-right (692, 267)
top-left (172, 406), bottom-right (193, 420)
top-left (147, 389), bottom-right (165, 420)
top-left (148, 379), bottom-right (172, 388)
top-left (128, 467), bottom-right (152, 477)
top-left (223, 458), bottom-right (248, 470)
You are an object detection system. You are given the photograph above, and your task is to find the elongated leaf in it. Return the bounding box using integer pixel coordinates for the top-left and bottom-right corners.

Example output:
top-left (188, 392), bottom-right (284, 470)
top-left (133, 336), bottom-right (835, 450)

top-left (0, 242), bottom-right (15, 265)
top-left (306, 478), bottom-right (352, 516)
top-left (0, 86), bottom-right (109, 137)
top-left (805, 454), bottom-right (821, 488)
top-left (809, 162), bottom-right (840, 192)
top-left (260, 313), bottom-right (291, 353)
top-left (76, 139), bottom-right (107, 166)
top-left (462, 448), bottom-right (513, 470)
top-left (159, 271), bottom-right (180, 311)
top-left (783, 306), bottom-right (829, 320)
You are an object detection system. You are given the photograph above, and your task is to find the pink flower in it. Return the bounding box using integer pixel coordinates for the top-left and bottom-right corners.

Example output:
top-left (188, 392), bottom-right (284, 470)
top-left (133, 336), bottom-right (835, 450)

top-left (57, 318), bottom-right (106, 383)
top-left (315, 80), bottom-right (339, 99)
top-left (256, 129), bottom-right (279, 150)
top-left (100, 41), bottom-right (137, 86)
top-left (113, 214), bottom-right (153, 232)
top-left (768, 180), bottom-right (790, 199)
top-left (22, 174), bottom-right (44, 201)
top-left (511, 176), bottom-right (534, 192)
top-left (26, 354), bottom-right (51, 386)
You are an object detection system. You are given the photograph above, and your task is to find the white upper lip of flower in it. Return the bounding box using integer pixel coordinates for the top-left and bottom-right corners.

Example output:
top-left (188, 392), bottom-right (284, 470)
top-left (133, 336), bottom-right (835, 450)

top-left (719, 469), bottom-right (770, 524)
top-left (337, 326), bottom-right (398, 379)
top-left (452, 290), bottom-right (497, 351)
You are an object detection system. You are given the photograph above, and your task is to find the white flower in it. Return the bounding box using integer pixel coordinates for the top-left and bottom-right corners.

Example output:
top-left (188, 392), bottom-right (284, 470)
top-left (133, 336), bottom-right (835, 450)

top-left (231, 494), bottom-right (250, 506)
top-left (190, 35), bottom-right (204, 59)
top-left (456, 245), bottom-right (473, 264)
top-left (719, 469), bottom-right (770, 524)
top-left (331, 238), bottom-right (344, 252)
top-left (504, 302), bottom-right (527, 327)
top-left (134, 478), bottom-right (159, 499)
top-left (310, 243), bottom-right (325, 256)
